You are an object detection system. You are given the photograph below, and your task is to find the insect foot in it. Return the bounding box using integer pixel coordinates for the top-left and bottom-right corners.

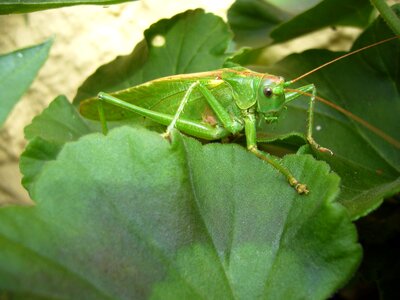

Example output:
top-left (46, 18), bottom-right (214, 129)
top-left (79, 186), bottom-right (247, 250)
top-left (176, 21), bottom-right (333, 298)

top-left (161, 131), bottom-right (172, 143)
top-left (289, 178), bottom-right (309, 195)
top-left (248, 145), bottom-right (309, 195)
top-left (307, 137), bottom-right (334, 156)
top-left (318, 147), bottom-right (334, 156)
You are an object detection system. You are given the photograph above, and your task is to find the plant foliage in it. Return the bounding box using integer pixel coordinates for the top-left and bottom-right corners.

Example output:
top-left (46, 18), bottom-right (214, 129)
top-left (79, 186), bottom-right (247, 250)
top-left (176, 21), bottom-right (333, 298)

top-left (1, 1), bottom-right (399, 298)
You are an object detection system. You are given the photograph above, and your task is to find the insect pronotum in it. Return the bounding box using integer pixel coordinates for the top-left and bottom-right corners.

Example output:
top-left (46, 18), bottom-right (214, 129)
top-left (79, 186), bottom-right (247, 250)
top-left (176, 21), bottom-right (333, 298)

top-left (80, 36), bottom-right (400, 194)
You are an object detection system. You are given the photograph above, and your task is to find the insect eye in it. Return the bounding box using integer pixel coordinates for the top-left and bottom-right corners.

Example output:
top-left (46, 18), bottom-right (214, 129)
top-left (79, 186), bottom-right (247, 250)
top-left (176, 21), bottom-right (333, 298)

top-left (263, 87), bottom-right (273, 97)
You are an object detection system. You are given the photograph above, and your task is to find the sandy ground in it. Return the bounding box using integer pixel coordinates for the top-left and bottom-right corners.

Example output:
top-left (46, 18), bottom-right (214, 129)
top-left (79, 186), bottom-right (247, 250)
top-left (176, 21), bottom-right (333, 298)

top-left (0, 0), bottom-right (234, 205)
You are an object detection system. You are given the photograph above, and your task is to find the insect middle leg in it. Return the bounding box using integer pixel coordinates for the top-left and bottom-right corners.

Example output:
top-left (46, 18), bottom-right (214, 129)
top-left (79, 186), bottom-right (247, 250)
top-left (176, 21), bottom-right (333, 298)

top-left (244, 112), bottom-right (309, 194)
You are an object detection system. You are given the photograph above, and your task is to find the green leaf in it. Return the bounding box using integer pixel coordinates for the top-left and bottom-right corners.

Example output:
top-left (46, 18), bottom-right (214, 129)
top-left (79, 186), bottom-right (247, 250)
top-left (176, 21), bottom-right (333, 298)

top-left (2, 126), bottom-right (361, 298)
top-left (20, 95), bottom-right (93, 194)
top-left (227, 0), bottom-right (293, 47)
top-left (20, 137), bottom-right (63, 196)
top-left (0, 0), bottom-right (134, 14)
top-left (0, 39), bottom-right (52, 126)
top-left (74, 9), bottom-right (232, 105)
top-left (262, 6), bottom-right (400, 219)
top-left (270, 0), bottom-right (373, 43)
top-left (228, 0), bottom-right (373, 47)
top-left (24, 95), bottom-right (91, 143)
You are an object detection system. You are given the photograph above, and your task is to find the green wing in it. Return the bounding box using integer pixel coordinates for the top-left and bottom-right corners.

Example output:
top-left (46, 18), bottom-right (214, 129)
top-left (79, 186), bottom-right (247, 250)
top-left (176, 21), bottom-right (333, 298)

top-left (79, 73), bottom-right (236, 126)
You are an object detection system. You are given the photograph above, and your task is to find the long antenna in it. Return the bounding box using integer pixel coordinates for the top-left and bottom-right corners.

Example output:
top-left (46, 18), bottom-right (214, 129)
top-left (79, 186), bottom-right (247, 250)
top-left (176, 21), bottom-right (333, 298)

top-left (289, 35), bottom-right (400, 84)
top-left (284, 88), bottom-right (400, 149)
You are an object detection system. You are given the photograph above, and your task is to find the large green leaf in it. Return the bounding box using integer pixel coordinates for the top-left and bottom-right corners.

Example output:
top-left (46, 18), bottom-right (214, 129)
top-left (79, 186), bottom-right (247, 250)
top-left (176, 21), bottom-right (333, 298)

top-left (0, 39), bottom-right (52, 126)
top-left (227, 0), bottom-right (373, 47)
top-left (0, 0), bottom-right (133, 14)
top-left (74, 9), bottom-right (232, 105)
top-left (261, 6), bottom-right (400, 219)
top-left (2, 126), bottom-right (361, 299)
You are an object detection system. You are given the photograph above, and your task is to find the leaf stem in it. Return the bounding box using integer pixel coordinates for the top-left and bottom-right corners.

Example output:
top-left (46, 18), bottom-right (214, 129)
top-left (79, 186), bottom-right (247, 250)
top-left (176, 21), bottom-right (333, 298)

top-left (370, 0), bottom-right (400, 35)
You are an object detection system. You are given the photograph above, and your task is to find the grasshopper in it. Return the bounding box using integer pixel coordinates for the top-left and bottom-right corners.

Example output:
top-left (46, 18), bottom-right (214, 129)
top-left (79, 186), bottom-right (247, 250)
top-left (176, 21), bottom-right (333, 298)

top-left (79, 36), bottom-right (400, 194)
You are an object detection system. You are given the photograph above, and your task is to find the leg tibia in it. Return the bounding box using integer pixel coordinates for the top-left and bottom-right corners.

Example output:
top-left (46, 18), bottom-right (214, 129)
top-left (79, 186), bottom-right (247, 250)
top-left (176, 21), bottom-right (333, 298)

top-left (244, 114), bottom-right (308, 194)
top-left (304, 85), bottom-right (333, 155)
top-left (248, 146), bottom-right (309, 194)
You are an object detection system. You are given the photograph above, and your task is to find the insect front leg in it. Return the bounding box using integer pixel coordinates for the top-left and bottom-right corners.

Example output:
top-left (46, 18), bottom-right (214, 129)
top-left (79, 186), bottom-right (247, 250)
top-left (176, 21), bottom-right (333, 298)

top-left (244, 112), bottom-right (309, 194)
top-left (305, 85), bottom-right (333, 155)
top-left (285, 84), bottom-right (333, 155)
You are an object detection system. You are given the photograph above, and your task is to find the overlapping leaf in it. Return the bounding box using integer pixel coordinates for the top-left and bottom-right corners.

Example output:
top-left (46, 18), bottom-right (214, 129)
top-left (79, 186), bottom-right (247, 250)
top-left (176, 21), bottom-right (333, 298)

top-left (227, 0), bottom-right (373, 47)
top-left (21, 95), bottom-right (92, 193)
top-left (269, 0), bottom-right (373, 43)
top-left (227, 0), bottom-right (292, 47)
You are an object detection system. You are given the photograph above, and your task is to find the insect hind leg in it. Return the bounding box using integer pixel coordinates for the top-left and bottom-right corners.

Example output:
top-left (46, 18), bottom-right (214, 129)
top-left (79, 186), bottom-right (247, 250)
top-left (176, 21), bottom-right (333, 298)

top-left (162, 79), bottom-right (244, 141)
top-left (162, 81), bottom-right (200, 140)
top-left (97, 91), bottom-right (231, 141)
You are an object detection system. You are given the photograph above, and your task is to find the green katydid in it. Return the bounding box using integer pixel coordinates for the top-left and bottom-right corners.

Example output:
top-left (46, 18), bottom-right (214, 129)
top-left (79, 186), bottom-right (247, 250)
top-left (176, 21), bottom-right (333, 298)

top-left (79, 36), bottom-right (400, 194)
